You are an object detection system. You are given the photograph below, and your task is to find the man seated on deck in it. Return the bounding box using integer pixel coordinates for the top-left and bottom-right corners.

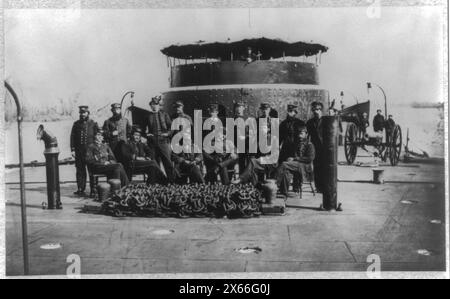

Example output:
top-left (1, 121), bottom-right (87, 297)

top-left (203, 130), bottom-right (239, 185)
top-left (123, 126), bottom-right (168, 185)
top-left (275, 126), bottom-right (315, 198)
top-left (172, 131), bottom-right (205, 184)
top-left (86, 129), bottom-right (129, 187)
top-left (232, 122), bottom-right (279, 186)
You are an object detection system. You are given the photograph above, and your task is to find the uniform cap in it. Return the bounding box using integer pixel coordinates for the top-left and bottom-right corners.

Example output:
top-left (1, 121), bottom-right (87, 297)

top-left (208, 103), bottom-right (219, 112)
top-left (260, 103), bottom-right (271, 109)
top-left (78, 106), bottom-right (89, 113)
top-left (173, 101), bottom-right (184, 108)
top-left (131, 126), bottom-right (143, 135)
top-left (311, 101), bottom-right (324, 110)
top-left (111, 103), bottom-right (121, 109)
top-left (298, 125), bottom-right (308, 133)
top-left (149, 96), bottom-right (162, 105)
top-left (287, 104), bottom-right (298, 112)
top-left (234, 100), bottom-right (246, 107)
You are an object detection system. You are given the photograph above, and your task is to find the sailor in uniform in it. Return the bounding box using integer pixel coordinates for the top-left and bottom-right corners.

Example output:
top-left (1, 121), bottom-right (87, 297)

top-left (70, 105), bottom-right (99, 196)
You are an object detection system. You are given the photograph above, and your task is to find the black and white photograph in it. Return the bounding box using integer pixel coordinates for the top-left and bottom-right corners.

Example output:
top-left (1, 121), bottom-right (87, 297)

top-left (1, 0), bottom-right (448, 280)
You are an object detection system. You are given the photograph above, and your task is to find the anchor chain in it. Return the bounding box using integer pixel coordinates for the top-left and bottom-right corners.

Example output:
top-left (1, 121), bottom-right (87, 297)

top-left (101, 183), bottom-right (264, 219)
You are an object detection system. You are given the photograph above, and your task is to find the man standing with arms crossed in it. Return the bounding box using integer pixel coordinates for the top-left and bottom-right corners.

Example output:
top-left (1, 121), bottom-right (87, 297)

top-left (103, 103), bottom-right (132, 152)
top-left (144, 96), bottom-right (175, 182)
top-left (306, 101), bottom-right (325, 193)
top-left (233, 100), bottom-right (252, 174)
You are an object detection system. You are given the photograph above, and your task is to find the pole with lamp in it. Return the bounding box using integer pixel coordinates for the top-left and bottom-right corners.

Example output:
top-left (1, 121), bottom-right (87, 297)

top-left (120, 91), bottom-right (135, 113)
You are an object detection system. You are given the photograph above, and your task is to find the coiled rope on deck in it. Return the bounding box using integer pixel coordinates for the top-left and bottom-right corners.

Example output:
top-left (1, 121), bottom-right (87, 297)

top-left (101, 183), bottom-right (264, 219)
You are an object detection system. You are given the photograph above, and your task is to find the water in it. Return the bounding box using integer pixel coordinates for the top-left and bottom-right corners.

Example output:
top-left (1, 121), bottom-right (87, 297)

top-left (389, 105), bottom-right (444, 158)
top-left (5, 120), bottom-right (74, 165)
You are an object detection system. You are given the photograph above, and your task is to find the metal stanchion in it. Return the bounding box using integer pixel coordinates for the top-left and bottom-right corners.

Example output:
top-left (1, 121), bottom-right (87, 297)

top-left (321, 116), bottom-right (340, 211)
top-left (5, 81), bottom-right (29, 275)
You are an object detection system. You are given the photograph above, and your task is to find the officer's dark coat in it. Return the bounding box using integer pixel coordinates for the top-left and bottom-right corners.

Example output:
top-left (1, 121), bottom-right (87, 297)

top-left (171, 146), bottom-right (204, 181)
top-left (279, 116), bottom-right (305, 162)
top-left (292, 140), bottom-right (316, 181)
top-left (172, 148), bottom-right (203, 167)
top-left (306, 117), bottom-right (323, 149)
top-left (70, 118), bottom-right (99, 152)
top-left (203, 140), bottom-right (236, 168)
top-left (114, 140), bottom-right (153, 165)
top-left (85, 142), bottom-right (117, 166)
top-left (373, 114), bottom-right (385, 132)
top-left (256, 116), bottom-right (276, 159)
top-left (102, 115), bottom-right (132, 149)
top-left (386, 119), bottom-right (396, 131)
top-left (145, 111), bottom-right (172, 139)
top-left (70, 118), bottom-right (99, 192)
top-left (129, 141), bottom-right (153, 159)
top-left (306, 116), bottom-right (324, 190)
top-left (116, 140), bottom-right (165, 182)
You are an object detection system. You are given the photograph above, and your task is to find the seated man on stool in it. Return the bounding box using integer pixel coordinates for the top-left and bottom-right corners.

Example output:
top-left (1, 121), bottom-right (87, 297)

top-left (203, 130), bottom-right (239, 185)
top-left (232, 123), bottom-right (279, 186)
top-left (86, 128), bottom-right (129, 187)
top-left (275, 126), bottom-right (315, 197)
top-left (125, 126), bottom-right (168, 185)
top-left (172, 133), bottom-right (205, 184)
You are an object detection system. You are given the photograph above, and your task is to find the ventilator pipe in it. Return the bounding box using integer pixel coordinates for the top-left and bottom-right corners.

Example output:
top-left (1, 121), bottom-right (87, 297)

top-left (4, 80), bottom-right (29, 275)
top-left (37, 124), bottom-right (58, 150)
top-left (37, 125), bottom-right (62, 209)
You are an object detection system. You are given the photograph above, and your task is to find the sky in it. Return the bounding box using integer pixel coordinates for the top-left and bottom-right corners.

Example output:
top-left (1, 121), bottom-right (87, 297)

top-left (4, 6), bottom-right (446, 112)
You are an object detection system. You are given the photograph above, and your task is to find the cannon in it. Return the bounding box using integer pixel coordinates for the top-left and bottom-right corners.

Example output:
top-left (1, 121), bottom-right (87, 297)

top-left (341, 101), bottom-right (402, 166)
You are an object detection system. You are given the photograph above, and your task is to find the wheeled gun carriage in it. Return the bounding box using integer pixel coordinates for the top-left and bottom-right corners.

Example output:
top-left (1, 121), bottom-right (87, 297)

top-left (340, 101), bottom-right (402, 166)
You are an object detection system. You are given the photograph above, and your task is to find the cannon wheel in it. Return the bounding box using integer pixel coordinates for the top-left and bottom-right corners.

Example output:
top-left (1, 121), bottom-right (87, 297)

top-left (389, 125), bottom-right (402, 166)
top-left (344, 123), bottom-right (359, 165)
